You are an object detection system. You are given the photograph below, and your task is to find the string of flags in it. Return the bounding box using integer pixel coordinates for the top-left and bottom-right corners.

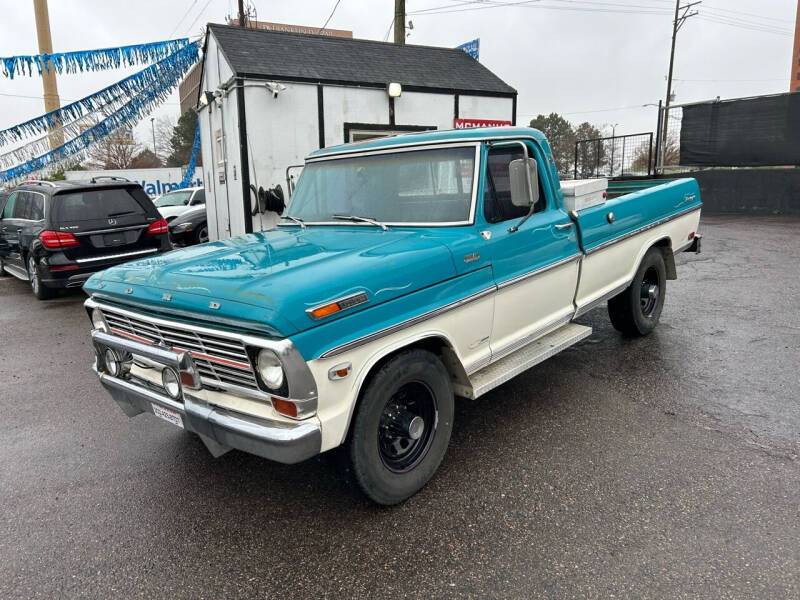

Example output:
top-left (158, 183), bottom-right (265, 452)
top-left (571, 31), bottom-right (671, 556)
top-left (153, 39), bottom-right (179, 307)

top-left (0, 39), bottom-right (199, 184)
top-left (1, 38), bottom-right (191, 79)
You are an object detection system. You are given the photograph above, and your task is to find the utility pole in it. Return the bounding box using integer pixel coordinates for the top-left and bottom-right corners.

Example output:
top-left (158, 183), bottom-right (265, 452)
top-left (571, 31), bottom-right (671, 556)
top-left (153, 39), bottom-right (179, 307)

top-left (33, 0), bottom-right (63, 149)
top-left (238, 0), bottom-right (246, 27)
top-left (660, 0), bottom-right (700, 171)
top-left (150, 117), bottom-right (158, 162)
top-left (394, 0), bottom-right (406, 45)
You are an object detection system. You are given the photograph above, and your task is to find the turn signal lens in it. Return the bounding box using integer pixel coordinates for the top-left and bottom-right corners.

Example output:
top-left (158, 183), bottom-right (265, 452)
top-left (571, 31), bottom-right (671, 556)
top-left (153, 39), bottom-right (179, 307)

top-left (310, 303), bottom-right (341, 319)
top-left (146, 218), bottom-right (169, 236)
top-left (39, 230), bottom-right (80, 249)
top-left (272, 397), bottom-right (298, 418)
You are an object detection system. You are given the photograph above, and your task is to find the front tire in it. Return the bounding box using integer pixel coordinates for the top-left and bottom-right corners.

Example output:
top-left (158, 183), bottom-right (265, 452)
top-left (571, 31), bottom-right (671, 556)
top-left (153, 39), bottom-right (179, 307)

top-left (28, 255), bottom-right (56, 300)
top-left (608, 246), bottom-right (666, 336)
top-left (348, 349), bottom-right (454, 505)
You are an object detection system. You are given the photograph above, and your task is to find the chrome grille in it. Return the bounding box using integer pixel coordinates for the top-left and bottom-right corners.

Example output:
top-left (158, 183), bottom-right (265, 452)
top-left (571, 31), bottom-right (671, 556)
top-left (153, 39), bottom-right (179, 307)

top-left (100, 307), bottom-right (259, 391)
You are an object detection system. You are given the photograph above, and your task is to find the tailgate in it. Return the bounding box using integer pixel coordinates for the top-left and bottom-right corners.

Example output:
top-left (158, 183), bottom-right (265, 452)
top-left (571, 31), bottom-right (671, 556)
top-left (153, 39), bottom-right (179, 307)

top-left (52, 186), bottom-right (162, 261)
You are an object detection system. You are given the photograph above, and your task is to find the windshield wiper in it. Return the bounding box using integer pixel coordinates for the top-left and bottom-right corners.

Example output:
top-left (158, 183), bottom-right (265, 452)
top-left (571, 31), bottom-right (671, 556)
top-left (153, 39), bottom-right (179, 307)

top-left (332, 214), bottom-right (388, 231)
top-left (280, 215), bottom-right (306, 229)
top-left (107, 210), bottom-right (137, 217)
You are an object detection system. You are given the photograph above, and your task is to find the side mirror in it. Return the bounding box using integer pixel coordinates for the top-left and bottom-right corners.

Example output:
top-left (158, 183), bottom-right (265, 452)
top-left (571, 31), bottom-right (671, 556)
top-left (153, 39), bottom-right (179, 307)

top-left (509, 157), bottom-right (539, 208)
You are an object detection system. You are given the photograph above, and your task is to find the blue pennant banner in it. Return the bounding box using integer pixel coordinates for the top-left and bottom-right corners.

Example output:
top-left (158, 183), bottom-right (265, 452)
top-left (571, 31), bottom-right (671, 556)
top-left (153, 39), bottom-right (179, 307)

top-left (0, 42), bottom-right (200, 184)
top-left (175, 122), bottom-right (201, 190)
top-left (0, 41), bottom-right (199, 147)
top-left (1, 38), bottom-right (191, 79)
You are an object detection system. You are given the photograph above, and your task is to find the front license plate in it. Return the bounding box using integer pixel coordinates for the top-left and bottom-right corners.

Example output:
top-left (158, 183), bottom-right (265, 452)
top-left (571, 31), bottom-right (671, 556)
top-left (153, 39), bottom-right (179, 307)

top-left (152, 403), bottom-right (184, 429)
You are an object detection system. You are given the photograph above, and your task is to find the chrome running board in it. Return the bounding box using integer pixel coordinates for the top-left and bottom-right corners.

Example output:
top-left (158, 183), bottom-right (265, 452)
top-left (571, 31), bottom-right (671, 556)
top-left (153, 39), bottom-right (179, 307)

top-left (465, 322), bottom-right (592, 399)
top-left (2, 263), bottom-right (30, 282)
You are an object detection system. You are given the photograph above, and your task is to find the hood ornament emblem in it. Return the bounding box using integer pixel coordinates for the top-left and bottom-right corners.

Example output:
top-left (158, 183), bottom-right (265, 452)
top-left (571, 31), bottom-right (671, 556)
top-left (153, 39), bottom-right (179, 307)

top-left (209, 301), bottom-right (221, 310)
top-left (162, 293), bottom-right (172, 302)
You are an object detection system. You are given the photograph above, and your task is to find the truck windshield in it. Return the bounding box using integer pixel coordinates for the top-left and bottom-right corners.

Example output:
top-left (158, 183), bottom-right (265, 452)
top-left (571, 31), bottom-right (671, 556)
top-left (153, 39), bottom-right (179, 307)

top-left (286, 146), bottom-right (476, 225)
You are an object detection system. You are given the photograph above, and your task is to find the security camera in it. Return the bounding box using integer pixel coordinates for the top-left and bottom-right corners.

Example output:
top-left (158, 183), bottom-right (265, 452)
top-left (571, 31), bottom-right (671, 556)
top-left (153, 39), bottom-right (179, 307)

top-left (265, 82), bottom-right (287, 99)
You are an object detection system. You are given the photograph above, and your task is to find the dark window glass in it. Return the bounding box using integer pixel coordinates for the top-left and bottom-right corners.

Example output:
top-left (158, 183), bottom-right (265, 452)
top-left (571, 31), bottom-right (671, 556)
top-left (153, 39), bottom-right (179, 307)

top-left (12, 192), bottom-right (32, 219)
top-left (2, 192), bottom-right (17, 219)
top-left (54, 188), bottom-right (148, 223)
top-left (193, 189), bottom-right (205, 204)
top-left (28, 193), bottom-right (44, 220)
top-left (483, 147), bottom-right (545, 224)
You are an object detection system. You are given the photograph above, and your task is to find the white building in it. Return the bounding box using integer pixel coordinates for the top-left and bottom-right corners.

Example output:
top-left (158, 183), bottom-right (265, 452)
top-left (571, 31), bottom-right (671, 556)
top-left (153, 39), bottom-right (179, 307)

top-left (196, 24), bottom-right (517, 240)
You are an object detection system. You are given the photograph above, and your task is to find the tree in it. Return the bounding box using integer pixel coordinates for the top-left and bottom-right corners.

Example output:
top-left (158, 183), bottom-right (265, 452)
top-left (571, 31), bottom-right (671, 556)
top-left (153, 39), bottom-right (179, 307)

top-left (85, 128), bottom-right (141, 170)
top-left (166, 110), bottom-right (200, 167)
top-left (529, 113), bottom-right (575, 175)
top-left (130, 148), bottom-right (163, 169)
top-left (153, 115), bottom-right (176, 160)
top-left (573, 122), bottom-right (605, 178)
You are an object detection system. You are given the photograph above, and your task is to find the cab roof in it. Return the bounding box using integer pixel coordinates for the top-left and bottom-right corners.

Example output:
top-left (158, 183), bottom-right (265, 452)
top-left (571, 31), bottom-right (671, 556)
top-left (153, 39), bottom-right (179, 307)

top-left (308, 126), bottom-right (549, 159)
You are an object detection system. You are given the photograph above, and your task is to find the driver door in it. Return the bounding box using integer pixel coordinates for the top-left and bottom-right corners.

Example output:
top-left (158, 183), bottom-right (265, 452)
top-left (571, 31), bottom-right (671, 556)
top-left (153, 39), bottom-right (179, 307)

top-left (480, 143), bottom-right (581, 359)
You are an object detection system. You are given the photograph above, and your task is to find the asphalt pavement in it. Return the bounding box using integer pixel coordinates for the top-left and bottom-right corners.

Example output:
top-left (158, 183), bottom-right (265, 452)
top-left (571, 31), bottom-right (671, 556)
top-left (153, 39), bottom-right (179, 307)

top-left (1, 215), bottom-right (798, 599)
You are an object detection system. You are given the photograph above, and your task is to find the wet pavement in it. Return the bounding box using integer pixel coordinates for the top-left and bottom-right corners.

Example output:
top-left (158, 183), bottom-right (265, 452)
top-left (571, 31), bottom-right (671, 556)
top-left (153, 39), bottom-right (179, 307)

top-left (1, 215), bottom-right (798, 598)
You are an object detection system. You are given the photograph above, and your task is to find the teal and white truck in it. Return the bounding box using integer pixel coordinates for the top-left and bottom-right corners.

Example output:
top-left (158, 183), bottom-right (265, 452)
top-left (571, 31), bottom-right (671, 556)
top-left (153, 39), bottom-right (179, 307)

top-left (84, 127), bottom-right (702, 504)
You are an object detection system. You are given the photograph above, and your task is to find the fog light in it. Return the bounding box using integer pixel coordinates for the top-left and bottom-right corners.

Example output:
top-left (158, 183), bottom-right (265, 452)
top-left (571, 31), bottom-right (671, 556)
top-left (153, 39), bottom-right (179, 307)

top-left (162, 368), bottom-right (181, 399)
top-left (92, 309), bottom-right (108, 332)
top-left (103, 348), bottom-right (120, 376)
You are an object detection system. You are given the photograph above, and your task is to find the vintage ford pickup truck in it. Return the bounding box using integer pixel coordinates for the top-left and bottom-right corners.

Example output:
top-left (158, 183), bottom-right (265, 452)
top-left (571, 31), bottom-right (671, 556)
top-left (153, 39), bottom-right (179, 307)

top-left (84, 127), bottom-right (702, 504)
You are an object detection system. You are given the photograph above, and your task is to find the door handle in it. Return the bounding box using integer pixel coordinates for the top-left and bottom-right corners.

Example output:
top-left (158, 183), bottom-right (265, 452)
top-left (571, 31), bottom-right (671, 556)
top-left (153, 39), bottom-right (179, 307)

top-left (554, 222), bottom-right (573, 230)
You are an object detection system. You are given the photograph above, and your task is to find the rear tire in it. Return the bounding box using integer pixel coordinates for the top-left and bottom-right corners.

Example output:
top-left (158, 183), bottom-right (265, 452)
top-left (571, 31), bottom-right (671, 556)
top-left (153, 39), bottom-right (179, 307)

top-left (348, 349), bottom-right (454, 505)
top-left (194, 222), bottom-right (209, 244)
top-left (608, 247), bottom-right (666, 336)
top-left (0, 257), bottom-right (6, 276)
top-left (28, 255), bottom-right (56, 300)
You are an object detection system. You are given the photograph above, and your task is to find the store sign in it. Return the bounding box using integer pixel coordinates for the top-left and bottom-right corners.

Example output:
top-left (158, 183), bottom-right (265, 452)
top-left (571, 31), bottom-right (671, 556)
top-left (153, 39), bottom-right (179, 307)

top-left (457, 38), bottom-right (480, 60)
top-left (454, 118), bottom-right (513, 129)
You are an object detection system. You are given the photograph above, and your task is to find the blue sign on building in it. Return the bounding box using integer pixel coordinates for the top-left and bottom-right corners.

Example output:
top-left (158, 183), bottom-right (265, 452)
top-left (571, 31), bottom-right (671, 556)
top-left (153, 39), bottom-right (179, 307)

top-left (456, 38), bottom-right (480, 60)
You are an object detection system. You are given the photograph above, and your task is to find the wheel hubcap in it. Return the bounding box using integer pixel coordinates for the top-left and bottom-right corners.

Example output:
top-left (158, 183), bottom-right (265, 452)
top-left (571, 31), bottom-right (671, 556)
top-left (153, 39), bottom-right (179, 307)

top-left (29, 258), bottom-right (38, 292)
top-left (199, 227), bottom-right (208, 243)
top-left (640, 267), bottom-right (660, 316)
top-left (378, 382), bottom-right (437, 473)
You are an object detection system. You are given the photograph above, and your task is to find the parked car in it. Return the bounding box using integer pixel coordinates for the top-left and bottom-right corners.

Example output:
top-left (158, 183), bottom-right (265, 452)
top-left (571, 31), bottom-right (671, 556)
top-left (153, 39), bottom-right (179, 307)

top-left (0, 179), bottom-right (171, 299)
top-left (83, 127), bottom-right (702, 504)
top-left (153, 186), bottom-right (205, 222)
top-left (168, 204), bottom-right (208, 246)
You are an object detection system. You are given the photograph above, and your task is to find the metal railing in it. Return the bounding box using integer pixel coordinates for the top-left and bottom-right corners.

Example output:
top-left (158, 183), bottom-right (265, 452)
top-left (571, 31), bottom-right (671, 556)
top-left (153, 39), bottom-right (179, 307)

top-left (573, 132), bottom-right (654, 180)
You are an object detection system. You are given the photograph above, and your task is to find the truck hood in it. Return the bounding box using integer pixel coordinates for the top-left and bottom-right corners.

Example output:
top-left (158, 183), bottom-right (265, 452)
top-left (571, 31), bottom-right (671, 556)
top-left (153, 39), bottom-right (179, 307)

top-left (85, 226), bottom-right (458, 336)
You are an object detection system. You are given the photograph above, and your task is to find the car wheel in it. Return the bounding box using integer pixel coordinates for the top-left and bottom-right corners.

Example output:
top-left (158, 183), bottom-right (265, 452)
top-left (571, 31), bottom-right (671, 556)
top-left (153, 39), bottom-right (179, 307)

top-left (194, 223), bottom-right (209, 244)
top-left (608, 246), bottom-right (667, 336)
top-left (348, 349), bottom-right (454, 505)
top-left (28, 255), bottom-right (56, 300)
top-left (0, 256), bottom-right (6, 276)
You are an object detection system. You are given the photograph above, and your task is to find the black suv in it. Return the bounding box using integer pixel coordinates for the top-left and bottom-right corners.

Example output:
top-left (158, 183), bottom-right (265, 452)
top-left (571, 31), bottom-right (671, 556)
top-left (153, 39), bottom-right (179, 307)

top-left (0, 179), bottom-right (171, 299)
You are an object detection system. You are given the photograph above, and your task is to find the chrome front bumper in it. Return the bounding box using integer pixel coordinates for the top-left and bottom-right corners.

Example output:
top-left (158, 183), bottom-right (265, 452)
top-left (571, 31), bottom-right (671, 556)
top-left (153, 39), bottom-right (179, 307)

top-left (91, 330), bottom-right (321, 464)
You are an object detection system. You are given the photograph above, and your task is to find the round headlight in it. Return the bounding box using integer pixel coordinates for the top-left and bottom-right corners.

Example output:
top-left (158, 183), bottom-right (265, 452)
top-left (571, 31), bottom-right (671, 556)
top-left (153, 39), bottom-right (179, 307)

top-left (257, 349), bottom-right (285, 390)
top-left (162, 368), bottom-right (181, 399)
top-left (103, 348), bottom-right (120, 376)
top-left (92, 309), bottom-right (108, 332)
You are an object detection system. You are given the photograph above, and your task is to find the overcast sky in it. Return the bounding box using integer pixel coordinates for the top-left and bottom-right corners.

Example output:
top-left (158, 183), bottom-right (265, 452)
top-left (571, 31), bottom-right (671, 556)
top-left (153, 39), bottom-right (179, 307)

top-left (1, 0), bottom-right (796, 150)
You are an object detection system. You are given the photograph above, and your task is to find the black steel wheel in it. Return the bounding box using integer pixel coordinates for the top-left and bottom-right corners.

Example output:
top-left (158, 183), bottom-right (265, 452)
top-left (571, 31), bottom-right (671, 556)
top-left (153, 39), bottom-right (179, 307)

top-left (348, 348), bottom-right (454, 505)
top-left (608, 246), bottom-right (666, 336)
top-left (378, 381), bottom-right (438, 474)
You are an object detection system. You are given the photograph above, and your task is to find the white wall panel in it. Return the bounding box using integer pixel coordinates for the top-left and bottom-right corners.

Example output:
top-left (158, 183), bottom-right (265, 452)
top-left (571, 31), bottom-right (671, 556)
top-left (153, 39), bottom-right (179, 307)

top-left (393, 91), bottom-right (454, 131)
top-left (322, 86), bottom-right (389, 146)
top-left (458, 95), bottom-right (514, 122)
top-left (243, 82), bottom-right (320, 232)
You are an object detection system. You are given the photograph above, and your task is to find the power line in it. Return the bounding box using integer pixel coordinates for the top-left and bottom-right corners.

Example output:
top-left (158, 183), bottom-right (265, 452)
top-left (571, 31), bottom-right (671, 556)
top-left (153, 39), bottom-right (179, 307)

top-left (185, 0), bottom-right (216, 34)
top-left (169, 0), bottom-right (200, 37)
top-left (319, 0), bottom-right (344, 33)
